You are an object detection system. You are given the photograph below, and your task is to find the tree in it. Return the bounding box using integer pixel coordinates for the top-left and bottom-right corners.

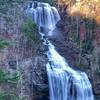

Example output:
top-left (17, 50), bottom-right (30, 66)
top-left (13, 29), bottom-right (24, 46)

top-left (66, 0), bottom-right (100, 24)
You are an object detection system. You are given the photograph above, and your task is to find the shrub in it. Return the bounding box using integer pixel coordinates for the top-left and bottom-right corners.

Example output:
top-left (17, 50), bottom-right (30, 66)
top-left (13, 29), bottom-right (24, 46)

top-left (41, 0), bottom-right (54, 4)
top-left (0, 92), bottom-right (25, 100)
top-left (21, 19), bottom-right (40, 44)
top-left (0, 39), bottom-right (9, 49)
top-left (0, 69), bottom-right (19, 84)
top-left (0, 70), bottom-right (7, 83)
top-left (0, 92), bottom-right (10, 100)
top-left (0, 69), bottom-right (23, 100)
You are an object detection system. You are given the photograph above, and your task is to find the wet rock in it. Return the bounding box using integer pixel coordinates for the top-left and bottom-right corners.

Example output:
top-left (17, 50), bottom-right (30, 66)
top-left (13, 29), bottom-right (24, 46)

top-left (95, 95), bottom-right (100, 100)
top-left (56, 20), bottom-right (66, 29)
top-left (39, 45), bottom-right (49, 53)
top-left (36, 96), bottom-right (49, 100)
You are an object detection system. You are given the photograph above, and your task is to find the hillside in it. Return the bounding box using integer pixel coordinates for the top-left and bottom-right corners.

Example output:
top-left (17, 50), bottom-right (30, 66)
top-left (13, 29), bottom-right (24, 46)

top-left (0, 0), bottom-right (100, 100)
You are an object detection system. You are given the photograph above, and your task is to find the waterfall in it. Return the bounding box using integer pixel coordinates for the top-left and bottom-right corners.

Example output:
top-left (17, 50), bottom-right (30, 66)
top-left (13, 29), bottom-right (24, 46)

top-left (26, 1), bottom-right (94, 100)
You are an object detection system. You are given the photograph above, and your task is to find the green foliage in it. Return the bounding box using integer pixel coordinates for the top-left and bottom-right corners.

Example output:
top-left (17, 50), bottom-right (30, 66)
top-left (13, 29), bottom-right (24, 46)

top-left (21, 19), bottom-right (40, 44)
top-left (0, 69), bottom-right (19, 84)
top-left (7, 73), bottom-right (20, 84)
top-left (41, 0), bottom-right (54, 4)
top-left (0, 70), bottom-right (7, 83)
top-left (0, 92), bottom-right (10, 100)
top-left (0, 69), bottom-right (20, 99)
top-left (0, 39), bottom-right (9, 49)
top-left (0, 92), bottom-right (25, 100)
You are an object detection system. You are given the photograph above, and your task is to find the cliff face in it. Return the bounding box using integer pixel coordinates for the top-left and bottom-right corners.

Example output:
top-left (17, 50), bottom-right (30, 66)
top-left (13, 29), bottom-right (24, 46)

top-left (0, 1), bottom-right (49, 100)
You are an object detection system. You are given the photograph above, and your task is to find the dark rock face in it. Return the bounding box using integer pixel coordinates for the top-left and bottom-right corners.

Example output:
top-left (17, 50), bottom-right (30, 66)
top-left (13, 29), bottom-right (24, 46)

top-left (17, 54), bottom-right (48, 100)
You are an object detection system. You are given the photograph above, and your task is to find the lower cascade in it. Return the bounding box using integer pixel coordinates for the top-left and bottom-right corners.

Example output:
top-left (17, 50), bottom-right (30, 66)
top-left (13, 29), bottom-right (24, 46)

top-left (26, 1), bottom-right (94, 100)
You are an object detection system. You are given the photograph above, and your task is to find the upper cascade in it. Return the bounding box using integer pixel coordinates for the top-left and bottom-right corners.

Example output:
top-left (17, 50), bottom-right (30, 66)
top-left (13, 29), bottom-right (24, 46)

top-left (26, 1), bottom-right (60, 30)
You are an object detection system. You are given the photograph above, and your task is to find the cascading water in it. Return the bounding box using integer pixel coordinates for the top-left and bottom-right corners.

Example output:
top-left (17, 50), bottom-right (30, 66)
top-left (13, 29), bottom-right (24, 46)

top-left (26, 1), bottom-right (94, 100)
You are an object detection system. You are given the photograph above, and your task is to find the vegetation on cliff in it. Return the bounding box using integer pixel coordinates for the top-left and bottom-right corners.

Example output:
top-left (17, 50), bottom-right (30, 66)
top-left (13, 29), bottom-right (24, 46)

top-left (0, 0), bottom-right (41, 100)
top-left (0, 69), bottom-right (21, 100)
top-left (21, 18), bottom-right (40, 44)
top-left (41, 0), bottom-right (55, 4)
top-left (58, 0), bottom-right (100, 72)
top-left (0, 39), bottom-right (9, 49)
